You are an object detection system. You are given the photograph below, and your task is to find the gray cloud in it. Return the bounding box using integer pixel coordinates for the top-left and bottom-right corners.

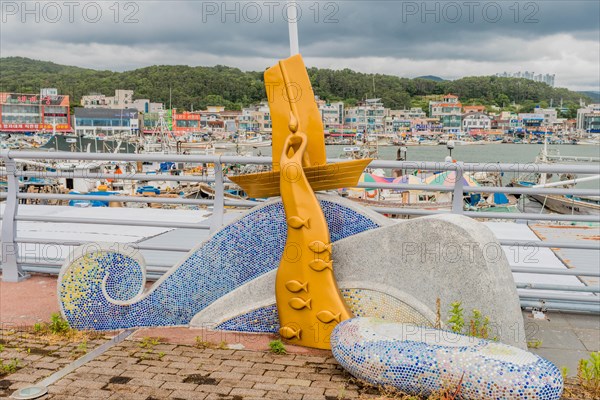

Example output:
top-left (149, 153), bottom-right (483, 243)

top-left (1, 1), bottom-right (598, 90)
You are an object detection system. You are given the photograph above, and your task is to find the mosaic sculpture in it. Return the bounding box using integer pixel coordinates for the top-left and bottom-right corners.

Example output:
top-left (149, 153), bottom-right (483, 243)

top-left (331, 318), bottom-right (564, 400)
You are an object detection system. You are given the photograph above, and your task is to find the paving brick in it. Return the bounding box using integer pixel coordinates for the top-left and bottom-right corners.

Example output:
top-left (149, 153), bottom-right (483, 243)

top-left (276, 378), bottom-right (312, 387)
top-left (170, 389), bottom-right (208, 399)
top-left (274, 358), bottom-right (307, 366)
top-left (163, 355), bottom-right (192, 363)
top-left (69, 379), bottom-right (106, 390)
top-left (87, 360), bottom-right (119, 369)
top-left (108, 392), bottom-right (148, 400)
top-left (295, 355), bottom-right (328, 364)
top-left (229, 387), bottom-right (267, 397)
top-left (310, 380), bottom-right (346, 389)
top-left (208, 371), bottom-right (244, 380)
top-left (78, 389), bottom-right (113, 398)
top-left (298, 372), bottom-right (331, 381)
top-left (285, 365), bottom-right (317, 374)
top-left (230, 366), bottom-right (258, 374)
top-left (195, 384), bottom-right (232, 395)
top-left (47, 385), bottom-right (82, 396)
top-left (254, 362), bottom-right (286, 371)
top-left (288, 385), bottom-right (325, 395)
top-left (120, 370), bottom-right (156, 379)
top-left (222, 359), bottom-right (254, 368)
top-left (242, 374), bottom-right (278, 384)
top-left (325, 387), bottom-right (359, 398)
top-left (217, 378), bottom-right (254, 389)
top-left (155, 372), bottom-right (184, 382)
top-left (161, 381), bottom-right (199, 391)
top-left (253, 382), bottom-right (289, 392)
top-left (135, 385), bottom-right (174, 398)
top-left (265, 391), bottom-right (303, 399)
top-left (302, 395), bottom-right (327, 400)
top-left (128, 377), bottom-right (165, 388)
top-left (91, 367), bottom-right (126, 376)
top-left (265, 370), bottom-right (298, 379)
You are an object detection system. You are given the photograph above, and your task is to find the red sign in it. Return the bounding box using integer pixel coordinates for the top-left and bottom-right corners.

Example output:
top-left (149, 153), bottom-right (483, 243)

top-left (0, 123), bottom-right (71, 131)
top-left (174, 112), bottom-right (201, 121)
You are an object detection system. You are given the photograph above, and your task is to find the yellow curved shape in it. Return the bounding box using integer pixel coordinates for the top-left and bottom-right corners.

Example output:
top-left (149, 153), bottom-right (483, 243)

top-left (277, 131), bottom-right (352, 349)
top-left (265, 55), bottom-right (327, 171)
top-left (230, 54), bottom-right (366, 349)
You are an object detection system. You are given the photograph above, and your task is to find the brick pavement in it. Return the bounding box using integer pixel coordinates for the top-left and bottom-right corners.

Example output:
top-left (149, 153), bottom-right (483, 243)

top-left (1, 330), bottom-right (371, 400)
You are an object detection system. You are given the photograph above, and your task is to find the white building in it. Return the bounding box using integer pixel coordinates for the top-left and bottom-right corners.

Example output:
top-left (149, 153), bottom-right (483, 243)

top-left (345, 99), bottom-right (387, 134)
top-left (577, 104), bottom-right (600, 133)
top-left (239, 103), bottom-right (271, 133)
top-left (532, 107), bottom-right (558, 125)
top-left (81, 90), bottom-right (163, 113)
top-left (318, 101), bottom-right (344, 131)
top-left (74, 107), bottom-right (140, 136)
top-left (462, 113), bottom-right (491, 132)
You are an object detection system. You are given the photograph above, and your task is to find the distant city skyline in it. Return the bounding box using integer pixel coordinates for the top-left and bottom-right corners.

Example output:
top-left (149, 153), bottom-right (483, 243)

top-left (495, 72), bottom-right (556, 87)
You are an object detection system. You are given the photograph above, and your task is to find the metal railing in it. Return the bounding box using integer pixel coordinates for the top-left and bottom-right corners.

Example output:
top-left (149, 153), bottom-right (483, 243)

top-left (1, 150), bottom-right (599, 313)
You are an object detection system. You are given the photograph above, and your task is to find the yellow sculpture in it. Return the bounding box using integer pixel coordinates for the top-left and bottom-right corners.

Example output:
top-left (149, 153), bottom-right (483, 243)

top-left (229, 54), bottom-right (371, 349)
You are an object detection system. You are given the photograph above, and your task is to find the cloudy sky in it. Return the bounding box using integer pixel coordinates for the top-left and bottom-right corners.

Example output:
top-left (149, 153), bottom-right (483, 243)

top-left (1, 1), bottom-right (599, 90)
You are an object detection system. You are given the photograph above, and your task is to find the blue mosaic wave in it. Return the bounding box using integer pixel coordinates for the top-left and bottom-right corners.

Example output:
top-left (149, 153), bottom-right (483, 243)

top-left (59, 200), bottom-right (380, 330)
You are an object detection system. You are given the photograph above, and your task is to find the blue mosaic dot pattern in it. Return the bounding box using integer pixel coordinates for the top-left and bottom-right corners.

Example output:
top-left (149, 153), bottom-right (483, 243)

top-left (215, 289), bottom-right (433, 333)
top-left (59, 200), bottom-right (380, 330)
top-left (331, 317), bottom-right (563, 400)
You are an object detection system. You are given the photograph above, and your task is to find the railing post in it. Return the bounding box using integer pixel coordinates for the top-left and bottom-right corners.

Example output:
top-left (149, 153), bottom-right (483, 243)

top-left (452, 163), bottom-right (464, 215)
top-left (210, 157), bottom-right (225, 234)
top-left (1, 155), bottom-right (28, 281)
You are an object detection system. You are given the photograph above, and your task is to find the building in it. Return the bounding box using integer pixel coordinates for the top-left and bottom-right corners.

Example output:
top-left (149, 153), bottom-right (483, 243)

top-left (576, 104), bottom-right (600, 133)
top-left (463, 105), bottom-right (486, 114)
top-left (81, 90), bottom-right (163, 113)
top-left (239, 103), bottom-right (271, 133)
top-left (462, 112), bottom-right (492, 132)
top-left (0, 90), bottom-right (71, 133)
top-left (172, 110), bottom-right (201, 135)
top-left (74, 108), bottom-right (139, 136)
top-left (318, 101), bottom-right (345, 132)
top-left (385, 109), bottom-right (425, 134)
top-left (518, 113), bottom-right (544, 133)
top-left (532, 107), bottom-right (558, 125)
top-left (429, 95), bottom-right (462, 134)
top-left (344, 99), bottom-right (387, 134)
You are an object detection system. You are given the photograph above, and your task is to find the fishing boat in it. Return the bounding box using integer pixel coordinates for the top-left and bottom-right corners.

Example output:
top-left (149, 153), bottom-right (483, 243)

top-left (510, 142), bottom-right (600, 215)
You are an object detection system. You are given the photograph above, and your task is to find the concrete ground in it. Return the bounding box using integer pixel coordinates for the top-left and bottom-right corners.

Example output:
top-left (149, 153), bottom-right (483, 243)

top-left (0, 274), bottom-right (598, 400)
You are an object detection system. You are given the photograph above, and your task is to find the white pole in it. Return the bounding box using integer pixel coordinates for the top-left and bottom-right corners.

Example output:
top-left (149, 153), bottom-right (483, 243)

top-left (533, 175), bottom-right (600, 188)
top-left (287, 1), bottom-right (300, 55)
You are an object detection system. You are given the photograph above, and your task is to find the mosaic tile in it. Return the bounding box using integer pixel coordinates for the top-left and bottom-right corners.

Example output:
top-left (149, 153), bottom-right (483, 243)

top-left (331, 317), bottom-right (563, 400)
top-left (58, 200), bottom-right (380, 330)
top-left (215, 289), bottom-right (433, 333)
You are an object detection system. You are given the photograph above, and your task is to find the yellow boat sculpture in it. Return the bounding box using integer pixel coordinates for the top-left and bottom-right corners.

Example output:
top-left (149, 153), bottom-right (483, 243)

top-left (230, 54), bottom-right (371, 349)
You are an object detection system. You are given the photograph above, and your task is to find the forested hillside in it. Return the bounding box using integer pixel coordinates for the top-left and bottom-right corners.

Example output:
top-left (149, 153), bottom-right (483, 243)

top-left (0, 57), bottom-right (590, 117)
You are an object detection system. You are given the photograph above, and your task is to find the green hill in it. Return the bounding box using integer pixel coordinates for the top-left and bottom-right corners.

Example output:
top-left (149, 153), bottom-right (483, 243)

top-left (0, 57), bottom-right (591, 117)
top-left (415, 75), bottom-right (445, 82)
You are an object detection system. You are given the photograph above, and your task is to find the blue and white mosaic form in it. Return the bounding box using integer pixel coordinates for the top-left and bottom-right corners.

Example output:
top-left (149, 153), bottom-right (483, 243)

top-left (215, 288), bottom-right (433, 333)
top-left (331, 317), bottom-right (563, 400)
top-left (58, 200), bottom-right (380, 330)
